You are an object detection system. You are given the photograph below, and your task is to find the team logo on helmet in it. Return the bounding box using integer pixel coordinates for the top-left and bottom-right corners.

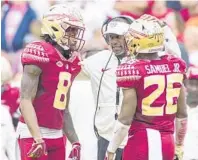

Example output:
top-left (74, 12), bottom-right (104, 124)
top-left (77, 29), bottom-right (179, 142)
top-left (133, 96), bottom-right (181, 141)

top-left (124, 18), bottom-right (164, 57)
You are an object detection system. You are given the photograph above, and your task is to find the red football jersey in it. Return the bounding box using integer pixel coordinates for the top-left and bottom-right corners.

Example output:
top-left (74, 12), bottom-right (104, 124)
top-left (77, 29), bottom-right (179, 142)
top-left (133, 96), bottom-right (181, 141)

top-left (20, 41), bottom-right (81, 129)
top-left (117, 55), bottom-right (186, 134)
top-left (1, 84), bottom-right (20, 116)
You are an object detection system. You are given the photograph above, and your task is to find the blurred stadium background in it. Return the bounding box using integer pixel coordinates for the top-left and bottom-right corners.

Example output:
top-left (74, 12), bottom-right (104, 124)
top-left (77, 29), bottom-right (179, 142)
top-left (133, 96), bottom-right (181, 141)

top-left (1, 0), bottom-right (198, 160)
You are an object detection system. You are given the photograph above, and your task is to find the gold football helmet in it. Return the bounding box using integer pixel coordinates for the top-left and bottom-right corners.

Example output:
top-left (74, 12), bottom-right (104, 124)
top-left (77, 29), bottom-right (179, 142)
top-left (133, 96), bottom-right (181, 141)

top-left (124, 18), bottom-right (165, 56)
top-left (41, 4), bottom-right (85, 51)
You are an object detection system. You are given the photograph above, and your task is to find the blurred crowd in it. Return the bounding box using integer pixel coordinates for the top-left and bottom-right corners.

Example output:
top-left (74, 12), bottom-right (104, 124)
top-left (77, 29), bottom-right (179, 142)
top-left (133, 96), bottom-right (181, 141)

top-left (1, 0), bottom-right (198, 160)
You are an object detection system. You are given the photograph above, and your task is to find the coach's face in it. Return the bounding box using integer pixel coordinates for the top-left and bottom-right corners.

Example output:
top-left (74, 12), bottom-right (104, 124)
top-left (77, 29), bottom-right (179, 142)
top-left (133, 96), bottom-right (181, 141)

top-left (108, 34), bottom-right (126, 56)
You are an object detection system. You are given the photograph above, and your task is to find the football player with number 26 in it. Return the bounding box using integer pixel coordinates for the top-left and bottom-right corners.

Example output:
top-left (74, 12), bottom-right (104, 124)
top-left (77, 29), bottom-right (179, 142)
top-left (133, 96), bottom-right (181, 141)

top-left (106, 18), bottom-right (188, 160)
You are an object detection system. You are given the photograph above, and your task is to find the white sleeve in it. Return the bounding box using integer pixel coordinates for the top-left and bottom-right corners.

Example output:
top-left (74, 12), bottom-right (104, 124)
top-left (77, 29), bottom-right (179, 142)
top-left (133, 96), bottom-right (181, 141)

top-left (81, 58), bottom-right (93, 76)
top-left (164, 25), bottom-right (181, 58)
top-left (81, 50), bottom-right (107, 76)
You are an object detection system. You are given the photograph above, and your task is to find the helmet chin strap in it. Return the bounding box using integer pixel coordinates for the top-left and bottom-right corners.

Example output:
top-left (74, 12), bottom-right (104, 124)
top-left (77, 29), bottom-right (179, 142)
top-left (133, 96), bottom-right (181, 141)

top-left (55, 43), bottom-right (72, 59)
top-left (59, 43), bottom-right (70, 51)
top-left (43, 34), bottom-right (73, 59)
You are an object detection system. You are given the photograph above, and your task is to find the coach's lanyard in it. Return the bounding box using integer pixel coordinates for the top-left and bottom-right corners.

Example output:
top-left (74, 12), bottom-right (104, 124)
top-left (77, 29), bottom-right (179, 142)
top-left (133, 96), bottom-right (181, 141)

top-left (93, 51), bottom-right (113, 138)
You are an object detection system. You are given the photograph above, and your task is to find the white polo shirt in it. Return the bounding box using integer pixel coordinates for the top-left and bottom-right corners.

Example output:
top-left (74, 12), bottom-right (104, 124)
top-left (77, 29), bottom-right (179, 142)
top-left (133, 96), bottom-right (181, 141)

top-left (82, 50), bottom-right (127, 148)
top-left (83, 50), bottom-right (120, 106)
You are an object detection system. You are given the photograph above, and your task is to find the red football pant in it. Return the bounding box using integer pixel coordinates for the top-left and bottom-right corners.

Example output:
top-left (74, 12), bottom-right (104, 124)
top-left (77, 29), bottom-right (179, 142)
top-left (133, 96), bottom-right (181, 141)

top-left (18, 137), bottom-right (66, 160)
top-left (123, 129), bottom-right (175, 160)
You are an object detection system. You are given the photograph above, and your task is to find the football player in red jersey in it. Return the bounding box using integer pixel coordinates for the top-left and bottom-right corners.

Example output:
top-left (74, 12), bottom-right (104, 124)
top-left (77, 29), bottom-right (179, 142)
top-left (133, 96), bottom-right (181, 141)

top-left (106, 19), bottom-right (188, 160)
top-left (17, 4), bottom-right (85, 160)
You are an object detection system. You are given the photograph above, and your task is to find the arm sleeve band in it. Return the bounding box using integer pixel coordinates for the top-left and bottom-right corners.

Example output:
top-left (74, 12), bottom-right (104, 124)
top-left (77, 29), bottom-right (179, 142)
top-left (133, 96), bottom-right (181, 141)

top-left (176, 117), bottom-right (187, 146)
top-left (107, 120), bottom-right (130, 153)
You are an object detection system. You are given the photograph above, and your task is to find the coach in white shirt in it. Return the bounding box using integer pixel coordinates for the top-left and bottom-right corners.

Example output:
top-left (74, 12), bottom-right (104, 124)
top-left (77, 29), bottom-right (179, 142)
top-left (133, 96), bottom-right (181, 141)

top-left (82, 15), bottom-right (181, 160)
top-left (82, 16), bottom-right (133, 160)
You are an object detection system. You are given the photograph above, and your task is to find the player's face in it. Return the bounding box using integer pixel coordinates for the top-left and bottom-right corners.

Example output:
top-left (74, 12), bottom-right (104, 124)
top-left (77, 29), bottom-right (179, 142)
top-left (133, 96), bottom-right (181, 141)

top-left (61, 25), bottom-right (81, 51)
top-left (186, 79), bottom-right (198, 108)
top-left (108, 34), bottom-right (126, 56)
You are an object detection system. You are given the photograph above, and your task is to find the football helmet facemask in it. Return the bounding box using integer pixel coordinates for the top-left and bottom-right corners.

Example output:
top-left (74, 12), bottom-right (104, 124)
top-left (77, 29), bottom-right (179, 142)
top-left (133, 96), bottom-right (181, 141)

top-left (41, 4), bottom-right (85, 51)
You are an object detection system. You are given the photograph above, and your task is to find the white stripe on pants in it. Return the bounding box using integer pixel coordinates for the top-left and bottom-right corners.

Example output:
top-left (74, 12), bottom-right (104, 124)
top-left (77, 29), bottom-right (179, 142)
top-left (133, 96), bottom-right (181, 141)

top-left (146, 128), bottom-right (163, 160)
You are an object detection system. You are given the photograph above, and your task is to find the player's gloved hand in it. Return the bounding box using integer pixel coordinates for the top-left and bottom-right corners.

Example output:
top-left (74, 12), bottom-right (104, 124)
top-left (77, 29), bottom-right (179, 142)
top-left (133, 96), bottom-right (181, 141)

top-left (27, 138), bottom-right (47, 158)
top-left (139, 14), bottom-right (167, 28)
top-left (68, 142), bottom-right (81, 160)
top-left (174, 145), bottom-right (184, 160)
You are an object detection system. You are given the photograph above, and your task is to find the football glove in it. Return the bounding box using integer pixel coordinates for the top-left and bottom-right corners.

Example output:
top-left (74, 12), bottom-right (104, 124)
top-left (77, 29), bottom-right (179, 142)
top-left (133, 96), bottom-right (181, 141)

top-left (174, 145), bottom-right (184, 160)
top-left (68, 142), bottom-right (81, 160)
top-left (27, 139), bottom-right (47, 158)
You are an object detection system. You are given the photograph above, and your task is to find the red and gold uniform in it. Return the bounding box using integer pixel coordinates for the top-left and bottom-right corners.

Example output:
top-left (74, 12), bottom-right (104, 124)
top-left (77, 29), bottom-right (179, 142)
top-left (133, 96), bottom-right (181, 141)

top-left (18, 41), bottom-right (81, 160)
top-left (117, 55), bottom-right (186, 160)
top-left (20, 41), bottom-right (81, 129)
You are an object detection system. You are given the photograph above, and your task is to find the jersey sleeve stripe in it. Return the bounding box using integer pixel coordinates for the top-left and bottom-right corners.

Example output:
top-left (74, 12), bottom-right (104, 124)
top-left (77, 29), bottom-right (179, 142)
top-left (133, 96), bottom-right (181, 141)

top-left (22, 54), bottom-right (49, 63)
